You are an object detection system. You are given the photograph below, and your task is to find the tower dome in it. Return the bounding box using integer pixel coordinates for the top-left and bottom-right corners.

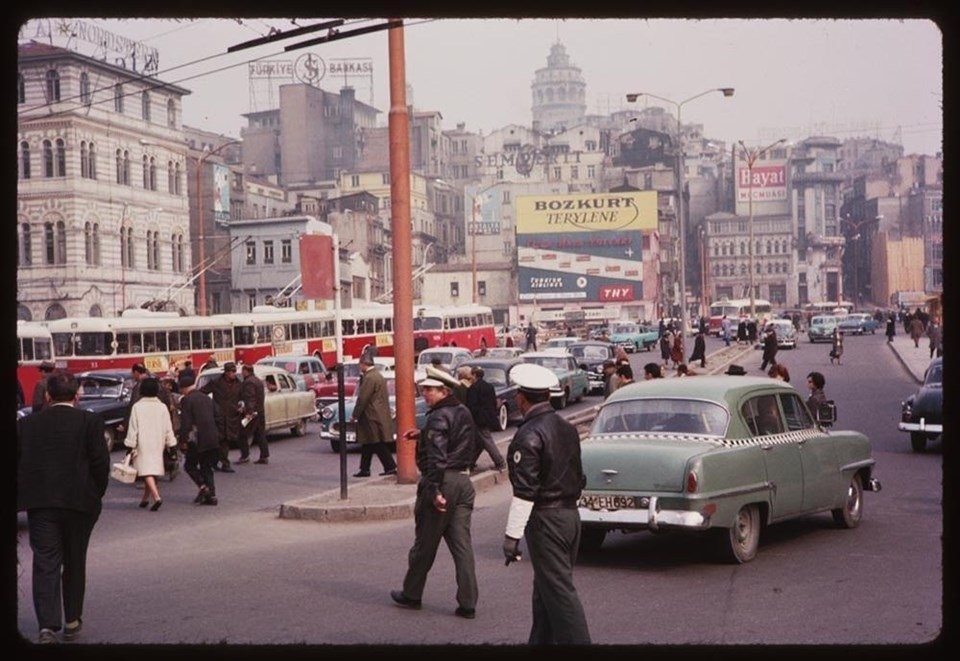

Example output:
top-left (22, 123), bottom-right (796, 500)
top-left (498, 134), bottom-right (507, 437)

top-left (531, 41), bottom-right (586, 133)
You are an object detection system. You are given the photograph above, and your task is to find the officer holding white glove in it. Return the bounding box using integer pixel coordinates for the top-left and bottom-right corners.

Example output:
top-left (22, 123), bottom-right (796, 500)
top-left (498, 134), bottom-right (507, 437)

top-left (503, 364), bottom-right (591, 644)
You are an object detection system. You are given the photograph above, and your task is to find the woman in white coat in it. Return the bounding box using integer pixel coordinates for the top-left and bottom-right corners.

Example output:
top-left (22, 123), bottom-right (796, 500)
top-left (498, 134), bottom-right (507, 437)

top-left (124, 377), bottom-right (177, 510)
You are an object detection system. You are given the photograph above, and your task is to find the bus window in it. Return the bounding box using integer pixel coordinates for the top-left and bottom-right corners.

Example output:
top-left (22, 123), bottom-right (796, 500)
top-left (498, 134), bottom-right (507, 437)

top-left (342, 319), bottom-right (355, 336)
top-left (156, 332), bottom-right (168, 352)
top-left (52, 332), bottom-right (74, 357)
top-left (234, 324), bottom-right (255, 345)
top-left (168, 331), bottom-right (181, 351)
top-left (176, 330), bottom-right (191, 350)
top-left (21, 338), bottom-right (34, 361)
top-left (77, 331), bottom-right (113, 356)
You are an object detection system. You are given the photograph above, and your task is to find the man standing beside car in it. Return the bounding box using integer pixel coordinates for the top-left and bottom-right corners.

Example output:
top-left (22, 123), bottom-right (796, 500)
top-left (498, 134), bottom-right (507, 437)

top-left (201, 362), bottom-right (242, 473)
top-left (178, 373), bottom-right (220, 505)
top-left (466, 366), bottom-right (507, 473)
top-left (502, 363), bottom-right (591, 644)
top-left (351, 353), bottom-right (397, 478)
top-left (238, 364), bottom-right (269, 465)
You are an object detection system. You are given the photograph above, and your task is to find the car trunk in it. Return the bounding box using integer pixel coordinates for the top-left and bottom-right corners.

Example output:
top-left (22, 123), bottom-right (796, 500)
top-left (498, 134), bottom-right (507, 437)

top-left (581, 436), bottom-right (715, 493)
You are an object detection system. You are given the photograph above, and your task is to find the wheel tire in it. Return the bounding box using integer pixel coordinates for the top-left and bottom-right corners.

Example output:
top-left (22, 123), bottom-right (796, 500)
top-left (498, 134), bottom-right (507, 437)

top-left (497, 403), bottom-right (509, 432)
top-left (330, 440), bottom-right (341, 452)
top-left (910, 432), bottom-right (927, 453)
top-left (578, 527), bottom-right (606, 554)
top-left (291, 418), bottom-right (307, 437)
top-left (832, 474), bottom-right (864, 528)
top-left (104, 427), bottom-right (117, 452)
top-left (717, 504), bottom-right (761, 563)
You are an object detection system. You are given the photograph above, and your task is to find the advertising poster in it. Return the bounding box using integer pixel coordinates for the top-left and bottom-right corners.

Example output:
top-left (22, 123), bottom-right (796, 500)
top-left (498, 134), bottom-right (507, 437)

top-left (213, 163), bottom-right (231, 223)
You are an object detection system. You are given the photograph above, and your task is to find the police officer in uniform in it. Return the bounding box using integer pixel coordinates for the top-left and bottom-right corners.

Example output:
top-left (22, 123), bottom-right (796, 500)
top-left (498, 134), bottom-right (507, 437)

top-left (503, 363), bottom-right (591, 644)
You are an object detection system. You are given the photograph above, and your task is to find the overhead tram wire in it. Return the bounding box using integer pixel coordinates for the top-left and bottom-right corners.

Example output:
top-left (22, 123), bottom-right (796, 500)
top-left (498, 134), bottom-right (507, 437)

top-left (227, 19), bottom-right (345, 52)
top-left (282, 19), bottom-right (404, 52)
top-left (17, 17), bottom-right (377, 123)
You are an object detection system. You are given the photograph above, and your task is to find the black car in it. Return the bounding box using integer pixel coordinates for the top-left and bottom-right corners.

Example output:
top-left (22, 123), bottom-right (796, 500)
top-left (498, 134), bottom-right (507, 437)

top-left (460, 358), bottom-right (526, 431)
top-left (566, 341), bottom-right (617, 394)
top-left (898, 356), bottom-right (942, 452)
top-left (76, 369), bottom-right (136, 451)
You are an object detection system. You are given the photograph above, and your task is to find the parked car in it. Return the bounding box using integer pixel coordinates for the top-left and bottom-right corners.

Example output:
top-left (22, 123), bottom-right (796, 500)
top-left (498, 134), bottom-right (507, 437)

top-left (577, 376), bottom-right (882, 563)
top-left (608, 321), bottom-right (658, 353)
top-left (75, 369), bottom-right (136, 451)
top-left (484, 346), bottom-right (526, 360)
top-left (313, 357), bottom-right (395, 410)
top-left (459, 358), bottom-right (527, 431)
top-left (838, 313), bottom-right (880, 335)
top-left (317, 374), bottom-right (429, 452)
top-left (762, 319), bottom-right (798, 349)
top-left (807, 315), bottom-right (839, 343)
top-left (255, 354), bottom-right (330, 393)
top-left (899, 356), bottom-right (942, 453)
top-left (520, 351), bottom-right (590, 409)
top-left (544, 336), bottom-right (580, 351)
top-left (566, 341), bottom-right (618, 394)
top-left (196, 365), bottom-right (315, 438)
top-left (414, 346), bottom-right (474, 382)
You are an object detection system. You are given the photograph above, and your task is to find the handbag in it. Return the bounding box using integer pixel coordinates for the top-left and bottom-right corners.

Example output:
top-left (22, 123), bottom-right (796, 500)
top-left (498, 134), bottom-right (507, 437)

top-left (110, 450), bottom-right (138, 484)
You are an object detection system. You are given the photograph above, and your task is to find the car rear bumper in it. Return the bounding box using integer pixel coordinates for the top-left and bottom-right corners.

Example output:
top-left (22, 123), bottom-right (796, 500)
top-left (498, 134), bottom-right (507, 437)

top-left (578, 495), bottom-right (709, 531)
top-left (898, 420), bottom-right (943, 434)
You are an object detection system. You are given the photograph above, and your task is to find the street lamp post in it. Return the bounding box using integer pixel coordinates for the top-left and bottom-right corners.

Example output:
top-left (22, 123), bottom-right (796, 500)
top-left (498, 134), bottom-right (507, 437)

top-left (737, 138), bottom-right (786, 320)
top-left (841, 214), bottom-right (882, 309)
top-left (627, 88), bottom-right (734, 339)
top-left (195, 140), bottom-right (241, 316)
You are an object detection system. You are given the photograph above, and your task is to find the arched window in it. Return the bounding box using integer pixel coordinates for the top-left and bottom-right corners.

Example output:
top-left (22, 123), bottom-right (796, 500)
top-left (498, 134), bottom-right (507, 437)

top-left (141, 91), bottom-right (151, 121)
top-left (80, 72), bottom-right (91, 105)
top-left (55, 138), bottom-right (65, 177)
top-left (755, 262), bottom-right (761, 274)
top-left (174, 162), bottom-right (182, 195)
top-left (149, 157), bottom-right (157, 190)
top-left (114, 84), bottom-right (124, 112)
top-left (142, 155), bottom-right (149, 188)
top-left (20, 224), bottom-right (32, 266)
top-left (123, 150), bottom-right (130, 185)
top-left (85, 222), bottom-right (93, 264)
top-left (17, 73), bottom-right (25, 104)
top-left (88, 142), bottom-right (96, 179)
top-left (125, 227), bottom-right (135, 268)
top-left (116, 149), bottom-right (123, 184)
top-left (45, 69), bottom-right (60, 103)
top-left (740, 264), bottom-right (748, 275)
top-left (20, 141), bottom-right (30, 179)
top-left (146, 231), bottom-right (154, 270)
top-left (45, 303), bottom-right (67, 321)
top-left (153, 231), bottom-right (160, 271)
top-left (81, 141), bottom-right (89, 178)
top-left (43, 222), bottom-right (55, 264)
top-left (42, 140), bottom-right (54, 177)
top-left (176, 234), bottom-right (184, 272)
top-left (167, 98), bottom-right (177, 128)
top-left (167, 160), bottom-right (175, 193)
top-left (766, 262), bottom-right (772, 274)
top-left (740, 242), bottom-right (745, 255)
top-left (713, 264), bottom-right (720, 276)
top-left (721, 264), bottom-right (728, 277)
top-left (712, 243), bottom-right (718, 257)
top-left (89, 304), bottom-right (103, 317)
top-left (721, 243), bottom-right (727, 256)
top-left (766, 240), bottom-right (772, 254)
top-left (56, 221), bottom-right (66, 264)
top-left (18, 304), bottom-right (32, 321)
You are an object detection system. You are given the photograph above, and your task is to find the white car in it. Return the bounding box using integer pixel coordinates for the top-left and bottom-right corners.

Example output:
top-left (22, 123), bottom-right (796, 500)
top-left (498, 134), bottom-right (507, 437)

top-left (414, 347), bottom-right (474, 381)
top-left (763, 319), bottom-right (798, 349)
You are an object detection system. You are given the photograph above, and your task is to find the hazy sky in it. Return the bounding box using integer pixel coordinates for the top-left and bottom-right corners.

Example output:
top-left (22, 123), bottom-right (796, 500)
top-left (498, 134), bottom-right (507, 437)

top-left (23, 17), bottom-right (943, 155)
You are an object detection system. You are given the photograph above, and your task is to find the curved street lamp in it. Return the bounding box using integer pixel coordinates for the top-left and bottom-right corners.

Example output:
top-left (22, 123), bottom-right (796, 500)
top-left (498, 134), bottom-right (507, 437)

top-left (737, 138), bottom-right (786, 319)
top-left (626, 88), bottom-right (734, 337)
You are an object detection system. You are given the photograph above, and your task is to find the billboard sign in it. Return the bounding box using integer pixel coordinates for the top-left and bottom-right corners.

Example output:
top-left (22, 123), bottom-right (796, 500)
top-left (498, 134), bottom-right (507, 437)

top-left (515, 191), bottom-right (657, 303)
top-left (734, 156), bottom-right (789, 216)
top-left (213, 164), bottom-right (231, 222)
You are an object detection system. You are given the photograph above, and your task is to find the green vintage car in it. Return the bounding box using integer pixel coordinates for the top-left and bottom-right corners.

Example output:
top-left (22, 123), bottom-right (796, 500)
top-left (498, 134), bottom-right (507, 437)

top-left (577, 376), bottom-right (881, 563)
top-left (607, 321), bottom-right (658, 353)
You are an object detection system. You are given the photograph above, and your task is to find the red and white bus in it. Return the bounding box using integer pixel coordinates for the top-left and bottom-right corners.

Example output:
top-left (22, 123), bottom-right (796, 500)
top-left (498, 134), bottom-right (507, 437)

top-left (17, 320), bottom-right (56, 399)
top-left (707, 298), bottom-right (773, 336)
top-left (47, 311), bottom-right (236, 376)
top-left (413, 304), bottom-right (496, 353)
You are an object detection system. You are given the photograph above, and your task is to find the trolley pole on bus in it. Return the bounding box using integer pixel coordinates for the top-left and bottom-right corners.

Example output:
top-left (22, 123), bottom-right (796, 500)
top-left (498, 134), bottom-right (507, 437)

top-left (388, 21), bottom-right (418, 485)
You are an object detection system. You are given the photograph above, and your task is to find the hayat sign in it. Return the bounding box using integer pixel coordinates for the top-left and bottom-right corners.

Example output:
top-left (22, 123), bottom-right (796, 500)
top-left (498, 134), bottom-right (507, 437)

top-left (736, 164), bottom-right (787, 203)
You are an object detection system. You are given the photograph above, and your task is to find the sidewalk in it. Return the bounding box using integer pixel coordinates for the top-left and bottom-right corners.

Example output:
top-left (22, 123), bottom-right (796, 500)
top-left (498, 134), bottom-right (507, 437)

top-left (887, 333), bottom-right (936, 383)
top-left (278, 342), bottom-right (756, 523)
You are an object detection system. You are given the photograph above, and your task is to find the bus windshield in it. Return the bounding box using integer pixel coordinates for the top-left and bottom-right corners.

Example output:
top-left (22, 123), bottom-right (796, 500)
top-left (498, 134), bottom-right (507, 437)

top-left (414, 316), bottom-right (443, 331)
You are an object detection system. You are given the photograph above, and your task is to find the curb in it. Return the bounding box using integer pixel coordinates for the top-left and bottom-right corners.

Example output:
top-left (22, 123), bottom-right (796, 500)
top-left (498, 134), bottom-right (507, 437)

top-left (887, 340), bottom-right (924, 384)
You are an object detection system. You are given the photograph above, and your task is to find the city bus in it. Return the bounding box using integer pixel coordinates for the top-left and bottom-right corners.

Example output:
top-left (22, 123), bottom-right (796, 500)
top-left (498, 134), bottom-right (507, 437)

top-left (47, 311), bottom-right (236, 376)
top-left (17, 320), bottom-right (55, 398)
top-left (707, 298), bottom-right (773, 336)
top-left (413, 304), bottom-right (496, 354)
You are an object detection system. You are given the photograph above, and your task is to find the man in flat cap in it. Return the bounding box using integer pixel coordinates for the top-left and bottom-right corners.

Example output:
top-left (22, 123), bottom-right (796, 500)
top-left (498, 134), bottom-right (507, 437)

top-left (31, 361), bottom-right (56, 413)
top-left (351, 352), bottom-right (397, 477)
top-left (201, 362), bottom-right (241, 472)
top-left (502, 364), bottom-right (591, 644)
top-left (391, 376), bottom-right (478, 619)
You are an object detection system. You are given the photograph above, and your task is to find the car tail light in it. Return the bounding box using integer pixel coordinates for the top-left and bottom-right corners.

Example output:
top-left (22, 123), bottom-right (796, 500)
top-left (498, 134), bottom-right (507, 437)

top-left (685, 470), bottom-right (698, 494)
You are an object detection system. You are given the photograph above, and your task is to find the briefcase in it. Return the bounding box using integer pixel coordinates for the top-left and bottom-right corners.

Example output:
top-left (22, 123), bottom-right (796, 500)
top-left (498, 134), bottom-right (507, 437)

top-left (111, 451), bottom-right (138, 484)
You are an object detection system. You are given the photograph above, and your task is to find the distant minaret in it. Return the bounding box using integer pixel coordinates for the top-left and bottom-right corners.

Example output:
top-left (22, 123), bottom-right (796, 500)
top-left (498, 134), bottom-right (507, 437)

top-left (531, 41), bottom-right (586, 133)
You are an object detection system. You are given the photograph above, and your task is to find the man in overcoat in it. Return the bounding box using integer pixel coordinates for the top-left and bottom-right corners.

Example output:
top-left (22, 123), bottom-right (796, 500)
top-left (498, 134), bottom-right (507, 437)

top-left (238, 364), bottom-right (269, 464)
top-left (18, 370), bottom-right (110, 643)
top-left (178, 373), bottom-right (221, 505)
top-left (466, 365), bottom-right (507, 473)
top-left (351, 354), bottom-right (397, 477)
top-left (201, 362), bottom-right (242, 472)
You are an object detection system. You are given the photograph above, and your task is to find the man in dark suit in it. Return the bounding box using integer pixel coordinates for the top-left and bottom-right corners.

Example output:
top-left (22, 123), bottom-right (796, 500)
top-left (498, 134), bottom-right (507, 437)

top-left (178, 373), bottom-right (221, 505)
top-left (17, 370), bottom-right (110, 644)
top-left (466, 366), bottom-right (506, 473)
top-left (201, 362), bottom-right (242, 472)
top-left (238, 364), bottom-right (269, 465)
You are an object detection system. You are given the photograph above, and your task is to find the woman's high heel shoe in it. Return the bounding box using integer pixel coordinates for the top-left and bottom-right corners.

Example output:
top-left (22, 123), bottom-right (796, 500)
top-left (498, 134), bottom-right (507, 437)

top-left (150, 500), bottom-right (163, 511)
top-left (139, 500), bottom-right (149, 508)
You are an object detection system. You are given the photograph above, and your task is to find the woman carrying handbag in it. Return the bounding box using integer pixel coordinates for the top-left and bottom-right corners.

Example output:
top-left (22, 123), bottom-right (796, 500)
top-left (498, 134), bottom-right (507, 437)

top-left (123, 378), bottom-right (177, 510)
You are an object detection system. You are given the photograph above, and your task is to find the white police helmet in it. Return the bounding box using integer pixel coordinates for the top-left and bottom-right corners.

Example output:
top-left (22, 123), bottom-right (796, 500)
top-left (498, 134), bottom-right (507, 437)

top-left (417, 377), bottom-right (449, 389)
top-left (511, 363), bottom-right (560, 394)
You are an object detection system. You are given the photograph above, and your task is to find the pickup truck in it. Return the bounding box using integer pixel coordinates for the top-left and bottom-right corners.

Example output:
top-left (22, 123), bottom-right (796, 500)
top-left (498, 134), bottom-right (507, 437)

top-left (607, 322), bottom-right (658, 353)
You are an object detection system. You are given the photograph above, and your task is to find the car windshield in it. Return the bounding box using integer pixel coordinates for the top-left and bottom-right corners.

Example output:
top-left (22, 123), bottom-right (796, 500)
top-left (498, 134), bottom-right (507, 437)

top-left (592, 398), bottom-right (729, 436)
top-left (486, 348), bottom-right (517, 358)
top-left (610, 324), bottom-right (636, 334)
top-left (924, 363), bottom-right (942, 386)
top-left (811, 316), bottom-right (837, 326)
top-left (571, 345), bottom-right (609, 360)
top-left (78, 377), bottom-right (125, 398)
top-left (418, 352), bottom-right (454, 365)
top-left (482, 368), bottom-right (508, 387)
top-left (525, 356), bottom-right (570, 371)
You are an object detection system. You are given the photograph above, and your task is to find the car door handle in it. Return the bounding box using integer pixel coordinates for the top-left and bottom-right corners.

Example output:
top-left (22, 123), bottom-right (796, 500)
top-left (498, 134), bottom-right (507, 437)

top-left (601, 469), bottom-right (619, 476)
top-left (760, 444), bottom-right (772, 450)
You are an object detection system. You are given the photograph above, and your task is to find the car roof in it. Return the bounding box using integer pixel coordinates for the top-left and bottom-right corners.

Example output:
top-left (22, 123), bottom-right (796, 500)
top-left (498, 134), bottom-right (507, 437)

top-left (604, 375), bottom-right (795, 405)
top-left (568, 340), bottom-right (614, 347)
top-left (199, 364), bottom-right (289, 379)
top-left (78, 369), bottom-right (133, 379)
top-left (258, 354), bottom-right (321, 362)
top-left (462, 358), bottom-right (523, 369)
top-left (522, 351), bottom-right (576, 359)
top-left (420, 346), bottom-right (472, 355)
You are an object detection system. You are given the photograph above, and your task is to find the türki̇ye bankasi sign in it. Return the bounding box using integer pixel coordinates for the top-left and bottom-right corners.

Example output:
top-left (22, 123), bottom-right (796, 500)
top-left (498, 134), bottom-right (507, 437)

top-left (516, 191), bottom-right (657, 303)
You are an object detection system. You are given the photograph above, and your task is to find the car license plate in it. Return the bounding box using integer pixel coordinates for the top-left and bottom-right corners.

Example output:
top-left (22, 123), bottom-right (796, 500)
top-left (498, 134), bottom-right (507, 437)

top-left (345, 432), bottom-right (356, 443)
top-left (578, 494), bottom-right (637, 511)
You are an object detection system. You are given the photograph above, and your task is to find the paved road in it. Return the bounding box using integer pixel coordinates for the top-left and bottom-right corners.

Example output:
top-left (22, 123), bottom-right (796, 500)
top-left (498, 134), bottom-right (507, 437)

top-left (15, 332), bottom-right (944, 647)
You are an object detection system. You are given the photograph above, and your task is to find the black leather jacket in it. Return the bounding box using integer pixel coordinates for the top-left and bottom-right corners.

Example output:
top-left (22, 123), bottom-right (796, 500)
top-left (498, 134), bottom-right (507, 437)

top-left (416, 395), bottom-right (477, 495)
top-left (507, 401), bottom-right (585, 507)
